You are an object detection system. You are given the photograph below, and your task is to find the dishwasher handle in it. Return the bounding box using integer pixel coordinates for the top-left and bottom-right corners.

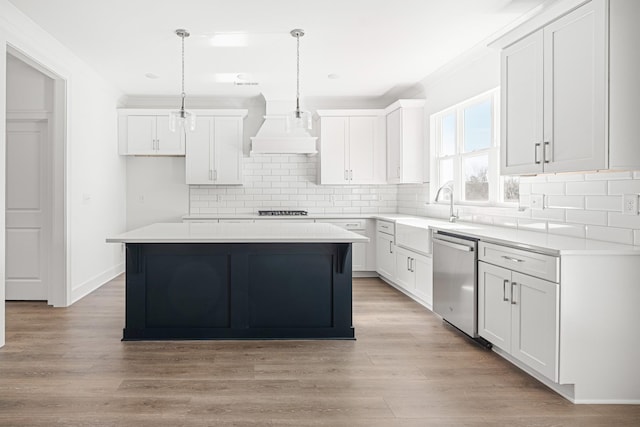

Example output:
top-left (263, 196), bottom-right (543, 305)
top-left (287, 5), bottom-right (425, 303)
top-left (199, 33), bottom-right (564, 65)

top-left (433, 237), bottom-right (474, 252)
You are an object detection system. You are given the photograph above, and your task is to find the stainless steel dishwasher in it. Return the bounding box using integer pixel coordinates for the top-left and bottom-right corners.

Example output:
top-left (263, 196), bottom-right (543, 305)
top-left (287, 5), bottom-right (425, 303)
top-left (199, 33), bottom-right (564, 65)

top-left (432, 231), bottom-right (480, 338)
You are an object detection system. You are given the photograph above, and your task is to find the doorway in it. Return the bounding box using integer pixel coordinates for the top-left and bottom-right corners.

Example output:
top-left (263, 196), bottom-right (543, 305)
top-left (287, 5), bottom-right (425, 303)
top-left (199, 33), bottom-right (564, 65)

top-left (5, 48), bottom-right (66, 306)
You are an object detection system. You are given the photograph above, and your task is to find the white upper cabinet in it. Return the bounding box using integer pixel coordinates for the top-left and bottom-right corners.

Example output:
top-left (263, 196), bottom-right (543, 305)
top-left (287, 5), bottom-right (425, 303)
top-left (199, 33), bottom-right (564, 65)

top-left (186, 113), bottom-right (246, 185)
top-left (501, 0), bottom-right (640, 175)
top-left (385, 100), bottom-right (426, 184)
top-left (119, 111), bottom-right (185, 155)
top-left (315, 110), bottom-right (386, 185)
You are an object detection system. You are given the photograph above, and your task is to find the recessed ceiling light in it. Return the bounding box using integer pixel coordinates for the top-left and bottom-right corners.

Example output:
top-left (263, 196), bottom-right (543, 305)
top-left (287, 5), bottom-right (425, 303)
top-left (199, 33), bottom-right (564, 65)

top-left (210, 33), bottom-right (248, 47)
top-left (145, 72), bottom-right (160, 79)
top-left (327, 73), bottom-right (340, 80)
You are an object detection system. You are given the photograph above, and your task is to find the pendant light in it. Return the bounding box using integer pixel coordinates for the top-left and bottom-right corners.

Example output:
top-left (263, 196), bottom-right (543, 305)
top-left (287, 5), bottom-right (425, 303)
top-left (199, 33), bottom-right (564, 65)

top-left (286, 29), bottom-right (312, 132)
top-left (169, 29), bottom-right (196, 132)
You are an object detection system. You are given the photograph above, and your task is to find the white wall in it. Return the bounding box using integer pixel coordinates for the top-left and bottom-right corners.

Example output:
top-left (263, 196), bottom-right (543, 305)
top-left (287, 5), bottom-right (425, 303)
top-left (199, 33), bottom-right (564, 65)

top-left (0, 0), bottom-right (127, 346)
top-left (126, 157), bottom-right (188, 229)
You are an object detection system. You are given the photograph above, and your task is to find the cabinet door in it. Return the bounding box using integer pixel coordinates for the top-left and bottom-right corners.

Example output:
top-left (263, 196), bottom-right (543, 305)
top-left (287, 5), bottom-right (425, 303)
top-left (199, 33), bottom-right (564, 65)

top-left (348, 117), bottom-right (376, 184)
top-left (376, 232), bottom-right (395, 279)
top-left (386, 109), bottom-right (401, 183)
top-left (501, 30), bottom-right (544, 175)
top-left (319, 117), bottom-right (349, 184)
top-left (478, 262), bottom-right (512, 353)
top-left (414, 254), bottom-right (432, 307)
top-left (543, 0), bottom-right (606, 173)
top-left (511, 271), bottom-right (559, 382)
top-left (186, 116), bottom-right (214, 184)
top-left (352, 240), bottom-right (366, 272)
top-left (155, 116), bottom-right (186, 155)
top-left (213, 117), bottom-right (243, 184)
top-left (126, 115), bottom-right (156, 154)
top-left (394, 246), bottom-right (414, 291)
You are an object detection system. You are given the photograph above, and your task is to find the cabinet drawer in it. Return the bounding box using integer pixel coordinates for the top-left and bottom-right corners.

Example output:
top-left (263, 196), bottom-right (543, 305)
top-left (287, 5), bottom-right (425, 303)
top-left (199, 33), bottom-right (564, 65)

top-left (317, 219), bottom-right (365, 230)
top-left (479, 242), bottom-right (559, 283)
top-left (377, 220), bottom-right (395, 235)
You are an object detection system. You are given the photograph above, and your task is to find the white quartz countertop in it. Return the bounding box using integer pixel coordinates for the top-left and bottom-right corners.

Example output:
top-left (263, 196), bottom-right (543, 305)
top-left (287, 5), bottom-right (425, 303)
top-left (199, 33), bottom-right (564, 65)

top-left (106, 222), bottom-right (370, 244)
top-left (376, 215), bottom-right (640, 256)
top-left (181, 213), bottom-right (640, 255)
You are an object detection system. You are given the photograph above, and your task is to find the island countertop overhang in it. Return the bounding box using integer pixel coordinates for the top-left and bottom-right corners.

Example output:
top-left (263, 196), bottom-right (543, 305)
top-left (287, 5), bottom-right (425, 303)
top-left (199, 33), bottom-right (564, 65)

top-left (106, 222), bottom-right (370, 244)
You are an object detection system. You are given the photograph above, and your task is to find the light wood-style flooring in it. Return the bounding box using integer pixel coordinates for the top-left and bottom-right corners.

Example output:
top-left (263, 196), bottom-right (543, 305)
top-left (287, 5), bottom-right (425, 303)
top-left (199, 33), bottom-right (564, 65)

top-left (1, 276), bottom-right (638, 426)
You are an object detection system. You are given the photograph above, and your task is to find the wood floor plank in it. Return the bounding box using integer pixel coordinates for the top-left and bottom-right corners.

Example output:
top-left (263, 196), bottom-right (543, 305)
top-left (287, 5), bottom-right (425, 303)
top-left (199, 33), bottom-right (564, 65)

top-left (0, 275), bottom-right (638, 425)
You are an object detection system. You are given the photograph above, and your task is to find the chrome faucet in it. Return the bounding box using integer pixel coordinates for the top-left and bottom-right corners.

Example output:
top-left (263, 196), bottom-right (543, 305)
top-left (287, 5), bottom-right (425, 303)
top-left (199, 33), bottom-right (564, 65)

top-left (433, 181), bottom-right (458, 222)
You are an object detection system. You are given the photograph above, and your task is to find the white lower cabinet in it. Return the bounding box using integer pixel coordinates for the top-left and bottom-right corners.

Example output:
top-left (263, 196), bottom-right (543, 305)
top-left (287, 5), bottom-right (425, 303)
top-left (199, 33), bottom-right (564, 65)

top-left (376, 230), bottom-right (395, 279)
top-left (478, 260), bottom-right (559, 382)
top-left (394, 247), bottom-right (433, 307)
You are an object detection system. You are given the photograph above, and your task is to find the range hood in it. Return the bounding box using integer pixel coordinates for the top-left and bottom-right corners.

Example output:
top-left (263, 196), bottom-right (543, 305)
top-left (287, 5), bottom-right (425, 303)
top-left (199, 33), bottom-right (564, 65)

top-left (250, 100), bottom-right (318, 155)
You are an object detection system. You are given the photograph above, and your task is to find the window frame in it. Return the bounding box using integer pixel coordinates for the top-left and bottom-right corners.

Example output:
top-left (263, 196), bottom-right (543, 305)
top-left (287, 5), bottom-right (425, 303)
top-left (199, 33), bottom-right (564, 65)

top-left (430, 88), bottom-right (517, 207)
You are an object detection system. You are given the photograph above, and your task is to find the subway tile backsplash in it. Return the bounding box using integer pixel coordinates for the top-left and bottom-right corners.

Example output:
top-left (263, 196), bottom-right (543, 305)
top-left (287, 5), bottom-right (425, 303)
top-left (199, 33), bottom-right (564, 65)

top-left (189, 155), bottom-right (398, 215)
top-left (189, 158), bottom-right (640, 246)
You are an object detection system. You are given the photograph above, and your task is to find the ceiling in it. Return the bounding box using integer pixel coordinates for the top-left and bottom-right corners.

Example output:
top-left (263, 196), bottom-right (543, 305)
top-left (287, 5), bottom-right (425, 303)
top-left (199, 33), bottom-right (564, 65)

top-left (8, 0), bottom-right (547, 100)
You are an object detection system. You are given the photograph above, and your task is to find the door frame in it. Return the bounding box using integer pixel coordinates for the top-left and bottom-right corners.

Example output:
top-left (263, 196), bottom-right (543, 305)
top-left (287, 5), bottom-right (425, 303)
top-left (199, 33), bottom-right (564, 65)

top-left (5, 46), bottom-right (67, 308)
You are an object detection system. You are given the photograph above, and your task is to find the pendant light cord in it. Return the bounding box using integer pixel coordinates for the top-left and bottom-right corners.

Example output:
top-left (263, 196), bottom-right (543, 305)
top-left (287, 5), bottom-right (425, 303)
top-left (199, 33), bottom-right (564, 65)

top-left (181, 31), bottom-right (186, 111)
top-left (296, 33), bottom-right (300, 116)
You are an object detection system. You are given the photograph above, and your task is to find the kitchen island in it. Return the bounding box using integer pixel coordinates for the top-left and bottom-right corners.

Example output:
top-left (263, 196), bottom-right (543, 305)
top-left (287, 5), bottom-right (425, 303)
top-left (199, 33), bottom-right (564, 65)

top-left (107, 222), bottom-right (368, 340)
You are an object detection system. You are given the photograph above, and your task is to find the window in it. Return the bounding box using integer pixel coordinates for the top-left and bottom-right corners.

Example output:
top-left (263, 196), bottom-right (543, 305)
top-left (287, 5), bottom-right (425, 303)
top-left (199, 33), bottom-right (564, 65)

top-left (431, 88), bottom-right (518, 205)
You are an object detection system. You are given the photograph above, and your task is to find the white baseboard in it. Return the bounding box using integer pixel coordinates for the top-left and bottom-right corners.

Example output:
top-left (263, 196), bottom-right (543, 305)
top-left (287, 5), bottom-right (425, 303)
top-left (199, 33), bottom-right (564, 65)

top-left (69, 263), bottom-right (124, 305)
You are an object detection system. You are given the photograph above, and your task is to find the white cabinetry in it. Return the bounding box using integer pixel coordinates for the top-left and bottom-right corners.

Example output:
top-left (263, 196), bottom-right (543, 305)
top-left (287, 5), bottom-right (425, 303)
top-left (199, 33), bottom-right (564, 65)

top-left (376, 220), bottom-right (395, 279)
top-left (376, 219), bottom-right (433, 308)
top-left (315, 111), bottom-right (386, 185)
top-left (186, 112), bottom-right (247, 185)
top-left (501, 0), bottom-right (640, 174)
top-left (385, 100), bottom-right (425, 184)
top-left (118, 110), bottom-right (185, 155)
top-left (478, 243), bottom-right (559, 382)
top-left (316, 219), bottom-right (373, 271)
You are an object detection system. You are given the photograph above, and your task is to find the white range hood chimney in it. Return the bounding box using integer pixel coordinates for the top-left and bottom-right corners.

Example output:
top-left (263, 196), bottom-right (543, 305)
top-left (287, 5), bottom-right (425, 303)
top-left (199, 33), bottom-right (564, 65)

top-left (250, 100), bottom-right (317, 155)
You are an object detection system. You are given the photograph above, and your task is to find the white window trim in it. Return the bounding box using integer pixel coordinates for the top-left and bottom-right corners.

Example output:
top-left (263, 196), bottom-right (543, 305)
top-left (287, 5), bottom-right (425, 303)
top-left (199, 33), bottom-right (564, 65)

top-left (430, 87), bottom-right (517, 207)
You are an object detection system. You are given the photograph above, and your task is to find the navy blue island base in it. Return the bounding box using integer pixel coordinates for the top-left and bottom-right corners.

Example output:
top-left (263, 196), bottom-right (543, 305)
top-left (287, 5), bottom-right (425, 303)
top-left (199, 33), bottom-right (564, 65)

top-left (122, 242), bottom-right (355, 340)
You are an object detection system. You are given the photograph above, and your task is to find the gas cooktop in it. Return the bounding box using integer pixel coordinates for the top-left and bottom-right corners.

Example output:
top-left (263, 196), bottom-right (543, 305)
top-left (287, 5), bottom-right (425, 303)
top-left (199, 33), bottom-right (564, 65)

top-left (258, 210), bottom-right (308, 216)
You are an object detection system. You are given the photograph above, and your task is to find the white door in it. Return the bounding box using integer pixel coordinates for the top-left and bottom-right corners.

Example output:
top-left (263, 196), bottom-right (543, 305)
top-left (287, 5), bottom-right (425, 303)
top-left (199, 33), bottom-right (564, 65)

top-left (5, 120), bottom-right (49, 300)
top-left (320, 117), bottom-right (349, 184)
top-left (126, 115), bottom-right (156, 154)
top-left (478, 262), bottom-right (512, 352)
top-left (543, 0), bottom-right (606, 173)
top-left (511, 272), bottom-right (559, 382)
top-left (155, 116), bottom-right (185, 155)
top-left (185, 116), bottom-right (213, 184)
top-left (386, 109), bottom-right (401, 183)
top-left (348, 116), bottom-right (376, 184)
top-left (214, 117), bottom-right (242, 184)
top-left (375, 232), bottom-right (395, 279)
top-left (501, 30), bottom-right (544, 175)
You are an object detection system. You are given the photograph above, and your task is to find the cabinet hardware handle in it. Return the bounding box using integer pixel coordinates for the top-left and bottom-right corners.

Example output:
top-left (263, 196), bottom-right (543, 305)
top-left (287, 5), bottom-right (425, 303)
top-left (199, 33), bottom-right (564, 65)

top-left (503, 279), bottom-right (509, 302)
top-left (350, 170), bottom-right (353, 180)
top-left (511, 282), bottom-right (517, 305)
top-left (410, 258), bottom-right (415, 272)
top-left (502, 255), bottom-right (524, 263)
top-left (534, 142), bottom-right (541, 164)
top-left (389, 241), bottom-right (393, 254)
top-left (407, 257), bottom-right (410, 271)
top-left (544, 141), bottom-right (551, 164)
top-left (344, 170), bottom-right (348, 180)
top-left (346, 223), bottom-right (359, 227)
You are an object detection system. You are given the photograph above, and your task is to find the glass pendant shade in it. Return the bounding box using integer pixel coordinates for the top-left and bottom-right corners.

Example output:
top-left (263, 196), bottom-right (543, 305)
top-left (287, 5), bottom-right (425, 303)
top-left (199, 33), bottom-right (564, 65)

top-left (286, 108), bottom-right (312, 132)
top-left (169, 108), bottom-right (196, 132)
